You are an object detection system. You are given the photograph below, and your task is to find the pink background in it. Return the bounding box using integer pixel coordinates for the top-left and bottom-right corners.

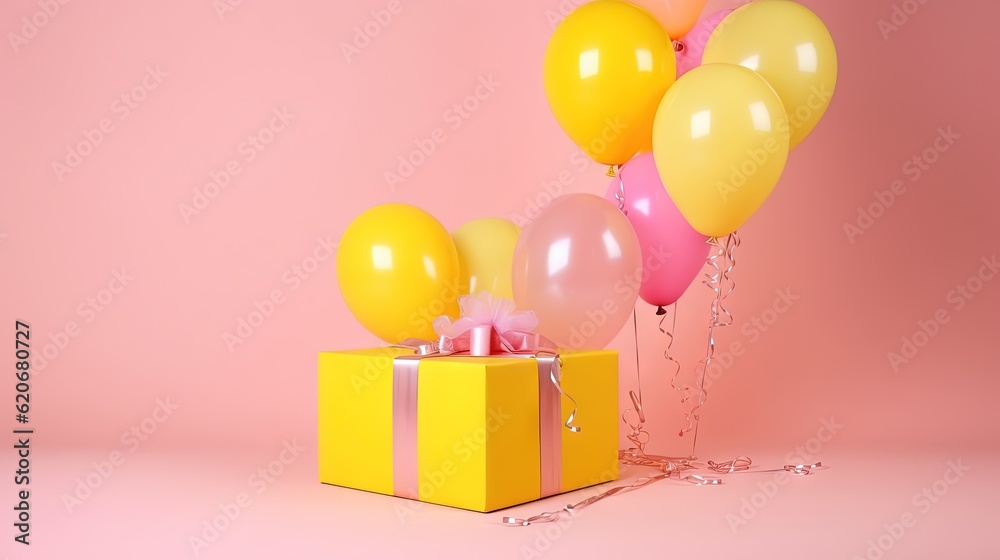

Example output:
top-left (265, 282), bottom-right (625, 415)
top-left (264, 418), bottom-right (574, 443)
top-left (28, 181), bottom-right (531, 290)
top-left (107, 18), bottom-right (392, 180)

top-left (1, 0), bottom-right (997, 558)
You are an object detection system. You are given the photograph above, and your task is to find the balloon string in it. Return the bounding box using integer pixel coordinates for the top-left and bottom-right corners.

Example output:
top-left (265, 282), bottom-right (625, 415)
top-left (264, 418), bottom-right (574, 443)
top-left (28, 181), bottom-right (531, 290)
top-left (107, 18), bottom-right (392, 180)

top-left (683, 232), bottom-right (738, 457)
top-left (691, 231), bottom-right (738, 454)
top-left (619, 306), bottom-right (701, 478)
top-left (631, 309), bottom-right (643, 420)
top-left (664, 302), bottom-right (695, 436)
top-left (680, 237), bottom-right (722, 443)
top-left (614, 165), bottom-right (627, 214)
top-left (718, 231), bottom-right (740, 328)
top-left (500, 237), bottom-right (820, 528)
top-left (621, 310), bottom-right (648, 462)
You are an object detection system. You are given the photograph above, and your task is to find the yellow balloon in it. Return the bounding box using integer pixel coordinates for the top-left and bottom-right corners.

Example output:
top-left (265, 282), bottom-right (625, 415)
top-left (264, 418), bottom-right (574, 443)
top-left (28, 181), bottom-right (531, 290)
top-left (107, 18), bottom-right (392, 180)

top-left (703, 1), bottom-right (838, 149)
top-left (652, 63), bottom-right (789, 238)
top-left (451, 218), bottom-right (520, 300)
top-left (336, 204), bottom-right (459, 343)
top-left (544, 0), bottom-right (676, 166)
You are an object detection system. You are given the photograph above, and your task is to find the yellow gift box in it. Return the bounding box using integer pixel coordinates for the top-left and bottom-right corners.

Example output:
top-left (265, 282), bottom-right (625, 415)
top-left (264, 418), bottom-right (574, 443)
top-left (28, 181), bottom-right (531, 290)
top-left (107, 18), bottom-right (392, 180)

top-left (318, 347), bottom-right (619, 512)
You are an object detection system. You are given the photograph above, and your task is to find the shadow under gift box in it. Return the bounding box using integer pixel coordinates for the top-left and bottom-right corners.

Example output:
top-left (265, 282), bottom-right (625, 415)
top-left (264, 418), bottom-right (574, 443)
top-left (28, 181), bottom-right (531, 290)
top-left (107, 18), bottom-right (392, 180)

top-left (318, 348), bottom-right (619, 512)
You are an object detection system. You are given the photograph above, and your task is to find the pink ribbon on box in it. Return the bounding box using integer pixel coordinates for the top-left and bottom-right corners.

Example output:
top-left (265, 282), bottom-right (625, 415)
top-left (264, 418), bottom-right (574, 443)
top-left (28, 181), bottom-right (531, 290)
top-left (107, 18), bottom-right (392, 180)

top-left (398, 292), bottom-right (560, 358)
top-left (390, 292), bottom-right (579, 501)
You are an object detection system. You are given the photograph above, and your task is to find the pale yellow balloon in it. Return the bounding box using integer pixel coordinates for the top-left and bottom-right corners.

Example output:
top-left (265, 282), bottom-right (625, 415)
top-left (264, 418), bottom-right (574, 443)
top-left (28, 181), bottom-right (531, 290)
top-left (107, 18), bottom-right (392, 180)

top-left (703, 1), bottom-right (838, 149)
top-left (451, 218), bottom-right (520, 300)
top-left (652, 63), bottom-right (789, 238)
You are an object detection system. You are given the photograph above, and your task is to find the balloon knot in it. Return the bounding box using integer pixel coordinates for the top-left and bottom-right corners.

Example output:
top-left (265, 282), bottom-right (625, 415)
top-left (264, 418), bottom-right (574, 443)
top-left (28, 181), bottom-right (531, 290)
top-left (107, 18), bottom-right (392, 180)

top-left (655, 306), bottom-right (667, 316)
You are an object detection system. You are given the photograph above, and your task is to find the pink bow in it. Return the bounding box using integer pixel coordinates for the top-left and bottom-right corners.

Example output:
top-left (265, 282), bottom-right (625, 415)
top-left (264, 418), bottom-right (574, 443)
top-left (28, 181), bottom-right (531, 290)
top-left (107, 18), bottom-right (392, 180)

top-left (390, 293), bottom-right (577, 504)
top-left (399, 292), bottom-right (558, 357)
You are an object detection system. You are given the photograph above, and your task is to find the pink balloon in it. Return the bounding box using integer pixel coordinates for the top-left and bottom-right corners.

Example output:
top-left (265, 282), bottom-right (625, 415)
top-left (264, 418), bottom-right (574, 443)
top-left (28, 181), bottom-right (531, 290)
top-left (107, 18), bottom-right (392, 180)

top-left (675, 8), bottom-right (736, 77)
top-left (604, 153), bottom-right (709, 309)
top-left (512, 194), bottom-right (641, 350)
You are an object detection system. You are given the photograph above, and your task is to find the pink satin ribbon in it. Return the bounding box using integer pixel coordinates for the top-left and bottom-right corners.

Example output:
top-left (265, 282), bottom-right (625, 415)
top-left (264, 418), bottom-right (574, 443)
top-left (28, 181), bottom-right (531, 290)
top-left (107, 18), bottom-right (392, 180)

top-left (398, 327), bottom-right (559, 358)
top-left (390, 325), bottom-right (570, 501)
top-left (391, 356), bottom-right (420, 501)
top-left (534, 355), bottom-right (561, 498)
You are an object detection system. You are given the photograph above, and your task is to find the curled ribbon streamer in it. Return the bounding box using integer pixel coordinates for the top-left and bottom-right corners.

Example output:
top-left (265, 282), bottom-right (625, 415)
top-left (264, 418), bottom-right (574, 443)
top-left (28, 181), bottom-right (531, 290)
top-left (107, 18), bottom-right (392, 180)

top-left (663, 302), bottom-right (701, 435)
top-left (718, 231), bottom-right (739, 328)
top-left (682, 231), bottom-right (739, 452)
top-left (500, 231), bottom-right (823, 526)
top-left (501, 456), bottom-right (824, 526)
top-left (614, 164), bottom-right (627, 214)
top-left (608, 307), bottom-right (723, 522)
top-left (619, 308), bottom-right (712, 477)
top-left (660, 304), bottom-right (680, 383)
top-left (676, 237), bottom-right (724, 440)
top-left (620, 311), bottom-right (646, 455)
top-left (502, 459), bottom-right (722, 526)
top-left (708, 457), bottom-right (824, 476)
top-left (783, 462), bottom-right (823, 475)
top-left (707, 456), bottom-right (753, 473)
top-left (501, 245), bottom-right (826, 526)
top-left (539, 352), bottom-right (581, 433)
